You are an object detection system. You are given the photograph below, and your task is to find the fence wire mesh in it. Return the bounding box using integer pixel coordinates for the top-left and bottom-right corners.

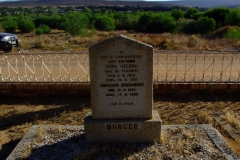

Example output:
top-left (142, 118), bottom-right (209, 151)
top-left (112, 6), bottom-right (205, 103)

top-left (0, 50), bottom-right (240, 83)
top-left (0, 51), bottom-right (89, 82)
top-left (154, 51), bottom-right (240, 83)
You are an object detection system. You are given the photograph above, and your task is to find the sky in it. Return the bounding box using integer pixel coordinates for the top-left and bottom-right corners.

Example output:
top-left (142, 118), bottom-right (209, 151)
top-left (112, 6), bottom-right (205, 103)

top-left (142, 0), bottom-right (181, 2)
top-left (0, 0), bottom-right (181, 1)
top-left (0, 0), bottom-right (20, 1)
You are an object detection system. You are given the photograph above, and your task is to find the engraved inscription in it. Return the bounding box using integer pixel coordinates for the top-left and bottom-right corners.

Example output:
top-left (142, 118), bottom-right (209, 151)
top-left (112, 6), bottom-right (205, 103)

top-left (107, 124), bottom-right (138, 130)
top-left (99, 53), bottom-right (144, 106)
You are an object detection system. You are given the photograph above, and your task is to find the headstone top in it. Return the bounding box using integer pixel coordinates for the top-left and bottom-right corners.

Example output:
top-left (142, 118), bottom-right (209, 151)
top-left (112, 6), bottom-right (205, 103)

top-left (90, 35), bottom-right (153, 52)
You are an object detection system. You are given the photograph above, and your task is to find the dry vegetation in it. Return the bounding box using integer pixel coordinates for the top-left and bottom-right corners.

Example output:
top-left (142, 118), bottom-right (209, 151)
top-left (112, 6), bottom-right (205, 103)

top-left (222, 111), bottom-right (240, 131)
top-left (0, 30), bottom-right (240, 159)
top-left (9, 29), bottom-right (240, 53)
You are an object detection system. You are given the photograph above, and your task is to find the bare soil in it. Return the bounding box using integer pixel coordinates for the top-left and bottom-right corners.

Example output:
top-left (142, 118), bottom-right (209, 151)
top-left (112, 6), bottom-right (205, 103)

top-left (0, 94), bottom-right (240, 159)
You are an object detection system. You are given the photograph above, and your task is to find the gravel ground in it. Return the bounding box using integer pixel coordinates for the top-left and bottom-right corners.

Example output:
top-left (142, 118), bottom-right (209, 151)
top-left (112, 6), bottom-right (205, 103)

top-left (9, 125), bottom-right (237, 160)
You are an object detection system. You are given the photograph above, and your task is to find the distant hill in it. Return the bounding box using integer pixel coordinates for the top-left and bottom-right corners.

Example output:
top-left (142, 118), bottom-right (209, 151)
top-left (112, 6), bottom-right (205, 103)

top-left (160, 0), bottom-right (240, 8)
top-left (0, 0), bottom-right (176, 7)
top-left (0, 0), bottom-right (239, 8)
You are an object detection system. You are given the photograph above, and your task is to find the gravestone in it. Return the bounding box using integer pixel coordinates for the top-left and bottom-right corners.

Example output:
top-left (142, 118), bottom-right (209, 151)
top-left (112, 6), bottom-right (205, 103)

top-left (84, 35), bottom-right (162, 143)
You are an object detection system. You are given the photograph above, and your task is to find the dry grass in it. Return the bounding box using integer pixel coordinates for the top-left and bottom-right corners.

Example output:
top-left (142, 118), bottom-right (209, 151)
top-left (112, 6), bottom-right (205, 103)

top-left (222, 111), bottom-right (240, 130)
top-left (205, 26), bottom-right (239, 39)
top-left (21, 144), bottom-right (32, 159)
top-left (34, 126), bottom-right (47, 143)
top-left (226, 138), bottom-right (240, 154)
top-left (11, 29), bottom-right (240, 53)
top-left (199, 110), bottom-right (214, 124)
top-left (154, 94), bottom-right (240, 156)
top-left (161, 127), bottom-right (198, 155)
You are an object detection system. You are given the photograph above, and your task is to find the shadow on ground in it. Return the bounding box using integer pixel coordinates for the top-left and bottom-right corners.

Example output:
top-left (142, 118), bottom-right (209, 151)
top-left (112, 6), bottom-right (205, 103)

top-left (0, 96), bottom-right (91, 130)
top-left (0, 139), bottom-right (21, 160)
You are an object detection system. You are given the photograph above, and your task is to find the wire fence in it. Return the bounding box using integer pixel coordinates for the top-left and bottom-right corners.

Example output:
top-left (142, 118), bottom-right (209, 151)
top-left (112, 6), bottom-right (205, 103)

top-left (0, 50), bottom-right (240, 83)
top-left (153, 51), bottom-right (240, 83)
top-left (0, 50), bottom-right (89, 82)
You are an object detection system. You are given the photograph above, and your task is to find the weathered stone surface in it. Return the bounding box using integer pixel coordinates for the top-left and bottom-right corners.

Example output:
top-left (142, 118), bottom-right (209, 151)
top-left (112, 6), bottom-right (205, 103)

top-left (90, 35), bottom-right (153, 119)
top-left (84, 110), bottom-right (161, 143)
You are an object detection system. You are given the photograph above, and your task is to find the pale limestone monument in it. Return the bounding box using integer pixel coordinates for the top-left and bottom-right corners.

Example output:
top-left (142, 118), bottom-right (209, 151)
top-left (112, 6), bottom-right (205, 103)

top-left (84, 35), bottom-right (162, 143)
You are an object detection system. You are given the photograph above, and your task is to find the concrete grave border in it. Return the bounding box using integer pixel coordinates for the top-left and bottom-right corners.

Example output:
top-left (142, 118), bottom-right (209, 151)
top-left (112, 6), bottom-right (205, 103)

top-left (7, 124), bottom-right (239, 160)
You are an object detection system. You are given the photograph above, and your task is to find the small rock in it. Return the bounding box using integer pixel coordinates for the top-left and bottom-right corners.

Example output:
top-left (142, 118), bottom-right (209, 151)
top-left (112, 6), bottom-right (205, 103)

top-left (192, 143), bottom-right (204, 152)
top-left (162, 154), bottom-right (173, 160)
top-left (184, 150), bottom-right (192, 155)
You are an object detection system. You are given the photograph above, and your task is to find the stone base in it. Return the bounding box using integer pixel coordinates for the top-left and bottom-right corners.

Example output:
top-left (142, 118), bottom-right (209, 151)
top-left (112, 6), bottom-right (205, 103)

top-left (84, 110), bottom-right (162, 143)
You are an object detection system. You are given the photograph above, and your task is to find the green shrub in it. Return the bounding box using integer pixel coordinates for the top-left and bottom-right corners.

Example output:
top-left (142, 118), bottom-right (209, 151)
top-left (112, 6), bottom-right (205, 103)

top-left (225, 8), bottom-right (240, 26)
top-left (171, 9), bottom-right (184, 20)
top-left (38, 24), bottom-right (50, 34)
top-left (34, 15), bottom-right (63, 30)
top-left (94, 15), bottom-right (115, 31)
top-left (162, 43), bottom-right (169, 49)
top-left (63, 13), bottom-right (89, 36)
top-left (203, 7), bottom-right (230, 28)
top-left (2, 18), bottom-right (18, 32)
top-left (137, 12), bottom-right (154, 32)
top-left (18, 19), bottom-right (35, 33)
top-left (35, 28), bottom-right (43, 35)
top-left (176, 19), bottom-right (196, 34)
top-left (184, 8), bottom-right (202, 20)
top-left (224, 27), bottom-right (240, 39)
top-left (114, 13), bottom-right (139, 30)
top-left (138, 12), bottom-right (176, 33)
top-left (196, 17), bottom-right (216, 34)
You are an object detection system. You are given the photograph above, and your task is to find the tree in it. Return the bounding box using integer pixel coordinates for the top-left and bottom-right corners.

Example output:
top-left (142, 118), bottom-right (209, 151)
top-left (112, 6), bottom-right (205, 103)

top-left (114, 12), bottom-right (139, 30)
top-left (185, 8), bottom-right (202, 20)
top-left (137, 12), bottom-right (154, 31)
top-left (34, 15), bottom-right (63, 29)
top-left (180, 19), bottom-right (197, 34)
top-left (18, 19), bottom-right (35, 33)
top-left (63, 13), bottom-right (89, 36)
top-left (196, 17), bottom-right (216, 34)
top-left (83, 7), bottom-right (91, 13)
top-left (94, 15), bottom-right (115, 31)
top-left (171, 9), bottom-right (184, 20)
top-left (47, 6), bottom-right (57, 16)
top-left (203, 7), bottom-right (230, 28)
top-left (138, 12), bottom-right (176, 33)
top-left (24, 8), bottom-right (33, 15)
top-left (225, 8), bottom-right (240, 26)
top-left (2, 17), bottom-right (18, 32)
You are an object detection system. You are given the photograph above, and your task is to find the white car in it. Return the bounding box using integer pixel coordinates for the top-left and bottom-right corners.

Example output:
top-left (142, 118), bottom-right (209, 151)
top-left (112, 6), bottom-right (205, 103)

top-left (0, 32), bottom-right (19, 52)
